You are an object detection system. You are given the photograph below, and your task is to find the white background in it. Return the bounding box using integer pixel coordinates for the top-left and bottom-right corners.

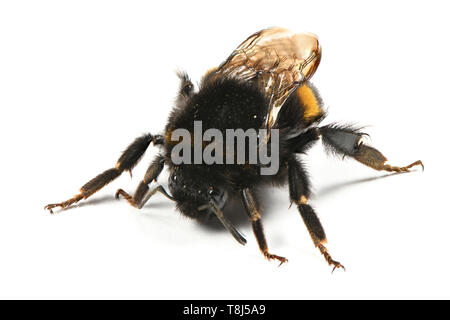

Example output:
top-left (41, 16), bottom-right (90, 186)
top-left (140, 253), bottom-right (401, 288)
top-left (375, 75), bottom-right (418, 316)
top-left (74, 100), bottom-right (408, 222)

top-left (1, 0), bottom-right (448, 299)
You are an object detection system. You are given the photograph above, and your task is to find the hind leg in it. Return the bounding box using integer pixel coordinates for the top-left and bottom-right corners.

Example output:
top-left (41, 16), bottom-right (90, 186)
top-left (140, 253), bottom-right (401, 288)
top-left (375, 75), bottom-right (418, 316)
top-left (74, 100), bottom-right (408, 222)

top-left (319, 124), bottom-right (423, 172)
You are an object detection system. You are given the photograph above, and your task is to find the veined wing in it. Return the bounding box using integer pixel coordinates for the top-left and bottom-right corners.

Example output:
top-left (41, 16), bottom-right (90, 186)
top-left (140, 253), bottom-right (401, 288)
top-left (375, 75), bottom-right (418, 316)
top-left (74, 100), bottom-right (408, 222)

top-left (213, 27), bottom-right (322, 128)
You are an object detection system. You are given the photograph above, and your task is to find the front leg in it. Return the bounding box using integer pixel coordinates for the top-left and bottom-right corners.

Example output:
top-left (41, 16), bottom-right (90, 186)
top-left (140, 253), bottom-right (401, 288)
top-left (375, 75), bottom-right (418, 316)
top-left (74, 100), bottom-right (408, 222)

top-left (115, 154), bottom-right (174, 209)
top-left (45, 133), bottom-right (160, 213)
top-left (241, 188), bottom-right (288, 265)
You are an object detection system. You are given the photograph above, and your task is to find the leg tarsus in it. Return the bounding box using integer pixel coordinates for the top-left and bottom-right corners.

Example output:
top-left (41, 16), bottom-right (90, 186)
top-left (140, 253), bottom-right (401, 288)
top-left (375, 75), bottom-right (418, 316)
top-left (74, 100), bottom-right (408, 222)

top-left (116, 184), bottom-right (174, 210)
top-left (115, 189), bottom-right (137, 207)
top-left (264, 252), bottom-right (288, 266)
top-left (44, 193), bottom-right (84, 214)
top-left (382, 160), bottom-right (423, 173)
top-left (317, 243), bottom-right (345, 273)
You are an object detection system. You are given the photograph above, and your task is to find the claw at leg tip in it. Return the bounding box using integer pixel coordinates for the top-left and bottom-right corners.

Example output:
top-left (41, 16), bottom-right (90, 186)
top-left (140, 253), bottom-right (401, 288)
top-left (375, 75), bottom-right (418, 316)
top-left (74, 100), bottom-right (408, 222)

top-left (278, 259), bottom-right (288, 267)
top-left (44, 204), bottom-right (55, 214)
top-left (419, 161), bottom-right (424, 171)
top-left (331, 264), bottom-right (345, 273)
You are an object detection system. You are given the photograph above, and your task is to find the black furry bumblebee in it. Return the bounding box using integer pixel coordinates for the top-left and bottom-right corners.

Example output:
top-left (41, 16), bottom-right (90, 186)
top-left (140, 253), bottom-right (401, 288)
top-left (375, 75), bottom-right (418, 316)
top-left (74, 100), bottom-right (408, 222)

top-left (45, 27), bottom-right (423, 271)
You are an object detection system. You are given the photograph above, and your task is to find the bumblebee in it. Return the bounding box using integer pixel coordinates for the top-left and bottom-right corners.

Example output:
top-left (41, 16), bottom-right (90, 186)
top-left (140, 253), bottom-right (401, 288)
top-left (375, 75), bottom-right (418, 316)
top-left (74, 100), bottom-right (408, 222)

top-left (45, 27), bottom-right (422, 271)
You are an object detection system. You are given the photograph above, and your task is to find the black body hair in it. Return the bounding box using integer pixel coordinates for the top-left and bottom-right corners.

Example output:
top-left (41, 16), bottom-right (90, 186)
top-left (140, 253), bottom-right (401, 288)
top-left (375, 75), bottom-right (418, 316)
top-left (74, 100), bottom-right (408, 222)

top-left (45, 29), bottom-right (422, 272)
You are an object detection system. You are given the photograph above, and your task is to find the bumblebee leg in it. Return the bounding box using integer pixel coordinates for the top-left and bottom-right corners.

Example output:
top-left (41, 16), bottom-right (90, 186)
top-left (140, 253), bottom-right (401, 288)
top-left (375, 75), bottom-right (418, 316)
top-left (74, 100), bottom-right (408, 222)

top-left (354, 145), bottom-right (423, 172)
top-left (115, 155), bottom-right (173, 209)
top-left (285, 127), bottom-right (320, 153)
top-left (288, 157), bottom-right (345, 272)
top-left (241, 188), bottom-right (288, 265)
top-left (115, 185), bottom-right (174, 209)
top-left (319, 125), bottom-right (423, 173)
top-left (45, 133), bottom-right (161, 213)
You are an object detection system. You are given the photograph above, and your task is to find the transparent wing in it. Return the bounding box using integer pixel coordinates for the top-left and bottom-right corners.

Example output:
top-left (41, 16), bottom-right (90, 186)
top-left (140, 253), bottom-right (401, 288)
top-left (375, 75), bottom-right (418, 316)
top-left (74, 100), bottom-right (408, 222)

top-left (213, 27), bottom-right (322, 128)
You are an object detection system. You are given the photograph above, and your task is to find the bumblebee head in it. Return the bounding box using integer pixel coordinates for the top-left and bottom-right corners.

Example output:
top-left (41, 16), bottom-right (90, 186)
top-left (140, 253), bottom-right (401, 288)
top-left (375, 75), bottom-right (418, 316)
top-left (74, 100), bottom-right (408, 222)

top-left (168, 165), bottom-right (228, 222)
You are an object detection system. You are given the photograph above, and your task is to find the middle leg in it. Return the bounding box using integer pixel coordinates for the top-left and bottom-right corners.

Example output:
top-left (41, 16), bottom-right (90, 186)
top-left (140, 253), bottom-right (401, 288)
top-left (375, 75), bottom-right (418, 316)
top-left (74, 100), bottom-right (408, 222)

top-left (288, 157), bottom-right (345, 272)
top-left (241, 188), bottom-right (288, 265)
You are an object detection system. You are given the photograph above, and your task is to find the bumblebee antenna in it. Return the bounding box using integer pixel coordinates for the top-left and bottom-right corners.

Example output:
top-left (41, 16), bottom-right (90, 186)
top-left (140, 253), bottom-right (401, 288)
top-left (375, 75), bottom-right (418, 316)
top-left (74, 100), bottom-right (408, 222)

top-left (199, 201), bottom-right (247, 246)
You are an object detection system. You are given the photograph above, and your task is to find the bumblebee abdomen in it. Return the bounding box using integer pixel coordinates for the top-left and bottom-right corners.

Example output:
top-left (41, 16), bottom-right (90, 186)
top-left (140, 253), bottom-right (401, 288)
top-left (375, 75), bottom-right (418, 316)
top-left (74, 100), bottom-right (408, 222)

top-left (296, 82), bottom-right (324, 122)
top-left (276, 81), bottom-right (324, 129)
